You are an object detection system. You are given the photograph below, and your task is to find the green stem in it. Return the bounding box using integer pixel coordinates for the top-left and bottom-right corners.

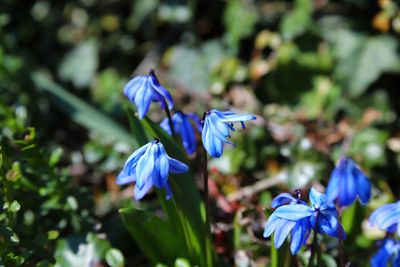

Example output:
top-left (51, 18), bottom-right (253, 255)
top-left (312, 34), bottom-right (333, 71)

top-left (163, 100), bottom-right (176, 138)
top-left (202, 146), bottom-right (211, 266)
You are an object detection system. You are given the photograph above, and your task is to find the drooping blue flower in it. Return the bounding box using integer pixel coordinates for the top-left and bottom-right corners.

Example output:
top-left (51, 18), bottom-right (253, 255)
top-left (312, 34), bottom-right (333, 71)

top-left (325, 157), bottom-right (371, 207)
top-left (116, 139), bottom-right (188, 200)
top-left (124, 69), bottom-right (174, 119)
top-left (274, 188), bottom-right (346, 240)
top-left (371, 239), bottom-right (400, 267)
top-left (263, 192), bottom-right (311, 255)
top-left (201, 109), bottom-right (256, 158)
top-left (160, 111), bottom-right (202, 155)
top-left (369, 201), bottom-right (400, 235)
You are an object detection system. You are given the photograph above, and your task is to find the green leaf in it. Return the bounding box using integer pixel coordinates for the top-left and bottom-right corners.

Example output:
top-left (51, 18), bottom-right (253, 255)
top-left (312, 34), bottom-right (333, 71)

top-left (125, 106), bottom-right (149, 146)
top-left (342, 202), bottom-right (364, 243)
top-left (9, 200), bottom-right (20, 213)
top-left (175, 258), bottom-right (191, 267)
top-left (270, 241), bottom-right (292, 267)
top-left (119, 208), bottom-right (180, 266)
top-left (224, 0), bottom-right (259, 52)
top-left (105, 248), bottom-right (124, 267)
top-left (49, 147), bottom-right (63, 167)
top-left (166, 40), bottom-right (226, 92)
top-left (280, 0), bottom-right (313, 40)
top-left (58, 40), bottom-right (99, 87)
top-left (330, 30), bottom-right (400, 97)
top-left (32, 72), bottom-right (137, 147)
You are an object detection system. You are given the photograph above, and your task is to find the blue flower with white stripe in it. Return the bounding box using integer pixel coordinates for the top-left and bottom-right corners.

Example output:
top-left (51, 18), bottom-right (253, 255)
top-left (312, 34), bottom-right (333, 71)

top-left (263, 191), bottom-right (311, 255)
top-left (116, 139), bottom-right (188, 200)
top-left (201, 109), bottom-right (256, 158)
top-left (370, 201), bottom-right (400, 235)
top-left (124, 69), bottom-right (174, 119)
top-left (326, 157), bottom-right (371, 207)
top-left (160, 111), bottom-right (202, 155)
top-left (270, 188), bottom-right (345, 242)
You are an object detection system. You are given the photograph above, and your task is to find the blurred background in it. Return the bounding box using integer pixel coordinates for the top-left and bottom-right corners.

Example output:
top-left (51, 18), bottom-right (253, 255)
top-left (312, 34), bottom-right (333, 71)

top-left (1, 0), bottom-right (400, 266)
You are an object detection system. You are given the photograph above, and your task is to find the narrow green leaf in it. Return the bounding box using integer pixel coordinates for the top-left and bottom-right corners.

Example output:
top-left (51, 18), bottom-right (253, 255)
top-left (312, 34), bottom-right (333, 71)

top-left (31, 72), bottom-right (137, 147)
top-left (124, 106), bottom-right (149, 146)
top-left (119, 208), bottom-right (181, 266)
top-left (141, 119), bottom-right (216, 267)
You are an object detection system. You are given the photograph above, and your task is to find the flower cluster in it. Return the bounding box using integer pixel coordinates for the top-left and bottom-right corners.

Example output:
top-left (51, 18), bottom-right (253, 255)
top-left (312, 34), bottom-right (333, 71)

top-left (264, 188), bottom-right (345, 254)
top-left (118, 69), bottom-right (255, 199)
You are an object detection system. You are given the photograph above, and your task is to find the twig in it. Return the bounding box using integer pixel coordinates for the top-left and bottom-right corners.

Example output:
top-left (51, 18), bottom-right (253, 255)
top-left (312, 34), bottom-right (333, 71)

top-left (226, 174), bottom-right (284, 202)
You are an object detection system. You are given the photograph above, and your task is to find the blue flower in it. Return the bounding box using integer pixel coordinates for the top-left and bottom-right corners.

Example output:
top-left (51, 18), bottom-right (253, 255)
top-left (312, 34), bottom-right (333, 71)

top-left (116, 139), bottom-right (188, 200)
top-left (124, 69), bottom-right (174, 119)
top-left (369, 201), bottom-right (400, 235)
top-left (325, 157), bottom-right (371, 207)
top-left (263, 192), bottom-right (311, 255)
top-left (160, 111), bottom-right (202, 155)
top-left (273, 188), bottom-right (346, 239)
top-left (371, 239), bottom-right (400, 267)
top-left (201, 109), bottom-right (256, 158)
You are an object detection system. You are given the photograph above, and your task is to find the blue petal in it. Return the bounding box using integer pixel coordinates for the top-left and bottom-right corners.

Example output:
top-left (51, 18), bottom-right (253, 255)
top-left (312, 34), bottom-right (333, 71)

top-left (116, 168), bottom-right (136, 185)
top-left (317, 213), bottom-right (346, 239)
top-left (152, 144), bottom-right (169, 188)
top-left (326, 167), bottom-right (341, 203)
top-left (134, 78), bottom-right (153, 119)
top-left (207, 113), bottom-right (230, 141)
top-left (338, 161), bottom-right (357, 206)
top-left (160, 117), bottom-right (172, 135)
top-left (274, 204), bottom-right (313, 221)
top-left (124, 76), bottom-right (145, 101)
top-left (274, 219), bottom-right (296, 248)
top-left (122, 143), bottom-right (150, 175)
top-left (263, 214), bottom-right (280, 238)
top-left (290, 219), bottom-right (310, 255)
top-left (165, 182), bottom-right (173, 200)
top-left (309, 187), bottom-right (327, 209)
top-left (135, 143), bottom-right (155, 189)
top-left (216, 113), bottom-right (256, 123)
top-left (134, 178), bottom-right (154, 200)
top-left (180, 114), bottom-right (197, 155)
top-left (377, 210), bottom-right (400, 230)
top-left (271, 193), bottom-right (298, 208)
top-left (354, 167), bottom-right (371, 204)
top-left (168, 157), bottom-right (189, 173)
top-left (371, 241), bottom-right (392, 267)
top-left (150, 76), bottom-right (174, 110)
top-left (187, 113), bottom-right (202, 132)
top-left (202, 119), bottom-right (224, 158)
top-left (369, 203), bottom-right (398, 228)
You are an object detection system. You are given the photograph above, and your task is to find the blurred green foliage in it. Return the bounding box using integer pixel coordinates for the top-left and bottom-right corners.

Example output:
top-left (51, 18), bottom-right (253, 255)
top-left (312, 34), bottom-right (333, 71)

top-left (1, 0), bottom-right (400, 266)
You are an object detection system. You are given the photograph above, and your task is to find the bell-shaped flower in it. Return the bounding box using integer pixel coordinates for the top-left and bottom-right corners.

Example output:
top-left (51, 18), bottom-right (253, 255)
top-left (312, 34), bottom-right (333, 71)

top-left (273, 188), bottom-right (346, 240)
top-left (371, 239), bottom-right (400, 267)
top-left (116, 139), bottom-right (188, 200)
top-left (369, 201), bottom-right (400, 235)
top-left (124, 69), bottom-right (174, 119)
top-left (263, 192), bottom-right (311, 255)
top-left (326, 157), bottom-right (371, 207)
top-left (201, 109), bottom-right (256, 158)
top-left (160, 111), bottom-right (202, 155)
